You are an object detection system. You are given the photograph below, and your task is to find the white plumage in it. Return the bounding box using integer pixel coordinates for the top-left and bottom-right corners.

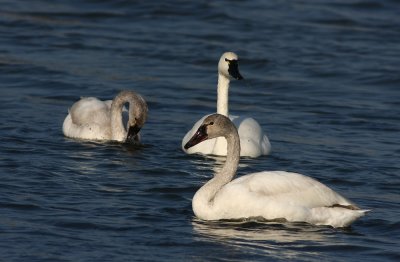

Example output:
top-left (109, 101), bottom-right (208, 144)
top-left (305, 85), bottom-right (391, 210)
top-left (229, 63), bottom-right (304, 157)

top-left (184, 114), bottom-right (367, 228)
top-left (182, 52), bottom-right (271, 158)
top-left (63, 90), bottom-right (147, 143)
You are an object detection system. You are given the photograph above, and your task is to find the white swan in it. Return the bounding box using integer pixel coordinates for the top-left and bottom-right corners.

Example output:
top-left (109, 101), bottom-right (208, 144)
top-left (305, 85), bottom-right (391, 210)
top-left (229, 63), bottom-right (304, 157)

top-left (182, 52), bottom-right (271, 158)
top-left (63, 90), bottom-right (148, 143)
top-left (184, 114), bottom-right (367, 228)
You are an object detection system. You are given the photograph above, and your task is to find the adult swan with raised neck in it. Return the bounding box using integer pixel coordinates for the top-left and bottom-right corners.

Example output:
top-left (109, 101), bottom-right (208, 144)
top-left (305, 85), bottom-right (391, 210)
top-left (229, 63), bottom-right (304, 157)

top-left (182, 52), bottom-right (271, 158)
top-left (63, 90), bottom-right (148, 143)
top-left (184, 114), bottom-right (367, 228)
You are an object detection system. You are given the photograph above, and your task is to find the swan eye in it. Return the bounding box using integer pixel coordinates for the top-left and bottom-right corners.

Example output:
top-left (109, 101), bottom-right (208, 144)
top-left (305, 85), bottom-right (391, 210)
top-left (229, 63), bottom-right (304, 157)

top-left (224, 58), bottom-right (230, 64)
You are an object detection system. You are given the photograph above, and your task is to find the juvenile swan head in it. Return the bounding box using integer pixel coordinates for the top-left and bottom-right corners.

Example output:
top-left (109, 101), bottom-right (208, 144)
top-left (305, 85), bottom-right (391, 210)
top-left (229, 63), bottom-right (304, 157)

top-left (218, 52), bottom-right (243, 80)
top-left (127, 94), bottom-right (148, 142)
top-left (184, 114), bottom-right (237, 149)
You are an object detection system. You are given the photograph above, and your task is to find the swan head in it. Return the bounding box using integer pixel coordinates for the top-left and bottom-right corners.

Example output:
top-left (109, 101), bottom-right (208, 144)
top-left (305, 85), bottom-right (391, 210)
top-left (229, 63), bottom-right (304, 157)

top-left (218, 52), bottom-right (244, 80)
top-left (126, 123), bottom-right (141, 142)
top-left (125, 94), bottom-right (148, 143)
top-left (184, 114), bottom-right (235, 149)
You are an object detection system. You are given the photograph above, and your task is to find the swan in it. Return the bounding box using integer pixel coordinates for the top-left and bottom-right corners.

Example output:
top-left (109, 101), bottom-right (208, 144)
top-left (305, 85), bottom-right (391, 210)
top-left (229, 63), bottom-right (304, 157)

top-left (63, 90), bottom-right (148, 143)
top-left (184, 114), bottom-right (367, 228)
top-left (182, 52), bottom-right (271, 158)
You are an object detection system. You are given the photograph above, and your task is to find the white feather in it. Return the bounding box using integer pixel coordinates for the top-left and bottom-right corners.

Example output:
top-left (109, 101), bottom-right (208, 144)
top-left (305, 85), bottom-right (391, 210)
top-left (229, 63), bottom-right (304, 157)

top-left (182, 52), bottom-right (271, 158)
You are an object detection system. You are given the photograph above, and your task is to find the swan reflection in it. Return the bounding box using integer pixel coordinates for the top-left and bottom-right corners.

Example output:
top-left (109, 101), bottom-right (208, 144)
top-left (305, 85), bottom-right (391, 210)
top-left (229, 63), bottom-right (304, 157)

top-left (192, 218), bottom-right (330, 260)
top-left (192, 218), bottom-right (328, 243)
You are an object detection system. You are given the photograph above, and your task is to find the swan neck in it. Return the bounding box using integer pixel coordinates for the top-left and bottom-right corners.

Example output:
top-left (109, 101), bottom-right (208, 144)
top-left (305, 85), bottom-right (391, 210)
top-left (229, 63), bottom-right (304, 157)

top-left (219, 130), bottom-right (240, 182)
top-left (110, 98), bottom-right (126, 141)
top-left (193, 125), bottom-right (240, 219)
top-left (110, 92), bottom-right (146, 142)
top-left (217, 73), bottom-right (230, 116)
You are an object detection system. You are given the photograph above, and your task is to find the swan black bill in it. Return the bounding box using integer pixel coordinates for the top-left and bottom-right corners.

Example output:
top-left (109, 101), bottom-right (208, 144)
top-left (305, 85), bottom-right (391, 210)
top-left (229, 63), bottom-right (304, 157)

top-left (126, 125), bottom-right (141, 143)
top-left (228, 60), bottom-right (244, 80)
top-left (184, 125), bottom-right (208, 149)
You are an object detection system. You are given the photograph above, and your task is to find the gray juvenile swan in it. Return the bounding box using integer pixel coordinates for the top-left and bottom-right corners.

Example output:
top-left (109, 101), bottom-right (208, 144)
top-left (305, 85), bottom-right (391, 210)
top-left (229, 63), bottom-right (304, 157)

top-left (185, 114), bottom-right (367, 228)
top-left (182, 52), bottom-right (271, 158)
top-left (63, 90), bottom-right (148, 143)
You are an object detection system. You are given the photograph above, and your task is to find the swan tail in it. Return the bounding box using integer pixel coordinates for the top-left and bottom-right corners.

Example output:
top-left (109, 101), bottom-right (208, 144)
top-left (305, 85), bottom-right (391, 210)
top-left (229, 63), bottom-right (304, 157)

top-left (261, 134), bottom-right (271, 155)
top-left (310, 207), bottom-right (368, 228)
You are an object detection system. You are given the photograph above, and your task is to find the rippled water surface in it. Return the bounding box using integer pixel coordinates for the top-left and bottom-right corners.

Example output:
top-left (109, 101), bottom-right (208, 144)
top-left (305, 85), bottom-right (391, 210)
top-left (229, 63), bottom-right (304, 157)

top-left (1, 0), bottom-right (399, 261)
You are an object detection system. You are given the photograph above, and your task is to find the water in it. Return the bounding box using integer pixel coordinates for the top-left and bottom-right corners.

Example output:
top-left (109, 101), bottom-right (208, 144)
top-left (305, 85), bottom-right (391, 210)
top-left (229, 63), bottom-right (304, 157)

top-left (0, 0), bottom-right (399, 261)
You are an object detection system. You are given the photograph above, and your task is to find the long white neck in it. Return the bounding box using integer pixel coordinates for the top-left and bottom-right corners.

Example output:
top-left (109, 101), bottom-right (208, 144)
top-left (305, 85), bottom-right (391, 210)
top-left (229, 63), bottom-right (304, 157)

top-left (217, 73), bottom-right (230, 116)
top-left (192, 126), bottom-right (240, 220)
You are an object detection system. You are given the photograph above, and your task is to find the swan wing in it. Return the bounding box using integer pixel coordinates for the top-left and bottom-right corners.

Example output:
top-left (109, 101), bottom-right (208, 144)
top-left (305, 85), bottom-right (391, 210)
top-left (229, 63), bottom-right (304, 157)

top-left (63, 97), bottom-right (112, 140)
top-left (228, 171), bottom-right (354, 208)
top-left (211, 171), bottom-right (365, 227)
top-left (232, 116), bottom-right (271, 157)
top-left (69, 97), bottom-right (111, 126)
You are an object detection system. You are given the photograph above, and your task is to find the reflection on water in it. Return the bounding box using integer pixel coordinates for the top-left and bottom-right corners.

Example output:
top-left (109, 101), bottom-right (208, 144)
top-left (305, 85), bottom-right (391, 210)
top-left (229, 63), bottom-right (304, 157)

top-left (192, 218), bottom-right (334, 260)
top-left (192, 218), bottom-right (329, 243)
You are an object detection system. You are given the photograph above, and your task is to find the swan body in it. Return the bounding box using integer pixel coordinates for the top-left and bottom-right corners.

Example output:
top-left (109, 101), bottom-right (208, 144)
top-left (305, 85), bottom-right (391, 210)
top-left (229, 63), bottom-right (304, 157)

top-left (184, 114), bottom-right (367, 228)
top-left (182, 52), bottom-right (271, 158)
top-left (63, 90), bottom-right (147, 143)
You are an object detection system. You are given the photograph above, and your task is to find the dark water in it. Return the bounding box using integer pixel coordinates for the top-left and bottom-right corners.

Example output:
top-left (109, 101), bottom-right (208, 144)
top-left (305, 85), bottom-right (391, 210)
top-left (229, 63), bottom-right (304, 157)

top-left (1, 0), bottom-right (399, 261)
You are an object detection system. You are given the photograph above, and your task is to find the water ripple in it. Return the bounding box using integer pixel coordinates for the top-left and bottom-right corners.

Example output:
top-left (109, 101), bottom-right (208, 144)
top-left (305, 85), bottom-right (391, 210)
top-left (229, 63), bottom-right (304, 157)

top-left (0, 0), bottom-right (399, 261)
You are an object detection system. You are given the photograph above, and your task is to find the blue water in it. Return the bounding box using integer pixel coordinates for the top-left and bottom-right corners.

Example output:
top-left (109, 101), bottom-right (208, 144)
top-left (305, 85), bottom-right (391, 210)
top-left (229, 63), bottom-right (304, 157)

top-left (1, 0), bottom-right (399, 261)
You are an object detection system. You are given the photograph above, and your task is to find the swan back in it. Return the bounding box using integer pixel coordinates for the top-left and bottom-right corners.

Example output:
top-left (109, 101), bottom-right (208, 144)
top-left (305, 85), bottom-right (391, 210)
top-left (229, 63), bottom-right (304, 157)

top-left (63, 97), bottom-right (112, 140)
top-left (70, 97), bottom-right (111, 127)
